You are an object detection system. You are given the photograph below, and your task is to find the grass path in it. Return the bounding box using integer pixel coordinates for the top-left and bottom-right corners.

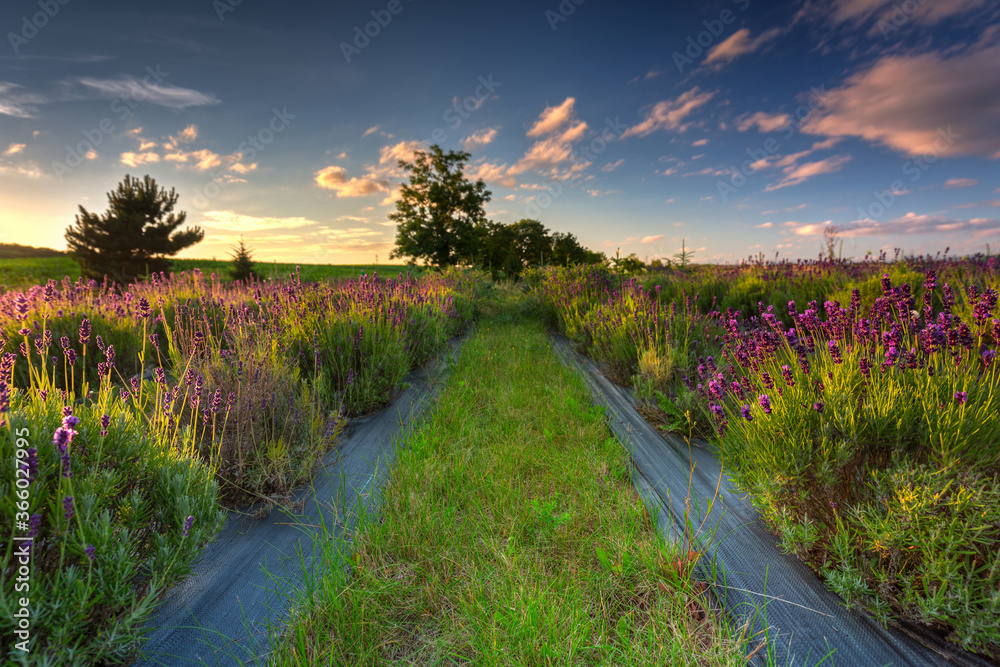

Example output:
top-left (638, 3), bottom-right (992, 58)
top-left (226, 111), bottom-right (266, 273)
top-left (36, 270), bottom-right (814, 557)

top-left (273, 289), bottom-right (746, 665)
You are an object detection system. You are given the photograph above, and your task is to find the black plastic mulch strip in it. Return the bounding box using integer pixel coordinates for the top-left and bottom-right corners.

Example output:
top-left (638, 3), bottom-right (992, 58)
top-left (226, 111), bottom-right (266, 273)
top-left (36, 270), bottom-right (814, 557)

top-left (133, 336), bottom-right (466, 666)
top-left (551, 334), bottom-right (995, 667)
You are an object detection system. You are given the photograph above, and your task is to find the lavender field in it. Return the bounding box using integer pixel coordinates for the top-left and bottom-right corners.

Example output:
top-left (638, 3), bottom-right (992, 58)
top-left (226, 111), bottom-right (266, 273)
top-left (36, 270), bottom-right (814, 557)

top-left (0, 267), bottom-right (480, 663)
top-left (535, 251), bottom-right (1000, 660)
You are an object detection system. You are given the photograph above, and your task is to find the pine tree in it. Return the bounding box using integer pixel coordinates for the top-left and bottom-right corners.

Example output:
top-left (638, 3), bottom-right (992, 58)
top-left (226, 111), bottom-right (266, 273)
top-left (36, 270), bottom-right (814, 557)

top-left (228, 238), bottom-right (257, 282)
top-left (65, 174), bottom-right (203, 283)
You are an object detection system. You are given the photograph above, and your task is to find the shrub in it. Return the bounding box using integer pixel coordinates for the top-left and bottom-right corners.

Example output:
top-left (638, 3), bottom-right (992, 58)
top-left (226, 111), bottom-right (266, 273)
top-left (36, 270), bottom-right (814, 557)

top-left (0, 385), bottom-right (223, 663)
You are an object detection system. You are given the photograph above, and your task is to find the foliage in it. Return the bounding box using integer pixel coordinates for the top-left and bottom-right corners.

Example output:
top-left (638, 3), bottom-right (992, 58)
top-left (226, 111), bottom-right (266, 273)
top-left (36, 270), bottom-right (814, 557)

top-left (537, 252), bottom-right (1000, 659)
top-left (0, 367), bottom-right (223, 663)
top-left (389, 145), bottom-right (490, 267)
top-left (64, 174), bottom-right (204, 284)
top-left (227, 238), bottom-right (258, 283)
top-left (476, 219), bottom-right (602, 280)
top-left (0, 243), bottom-right (64, 260)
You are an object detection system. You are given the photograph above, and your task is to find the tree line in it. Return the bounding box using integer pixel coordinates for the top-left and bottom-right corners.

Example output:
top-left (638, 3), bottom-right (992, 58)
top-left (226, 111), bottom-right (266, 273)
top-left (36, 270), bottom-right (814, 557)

top-left (59, 145), bottom-right (605, 284)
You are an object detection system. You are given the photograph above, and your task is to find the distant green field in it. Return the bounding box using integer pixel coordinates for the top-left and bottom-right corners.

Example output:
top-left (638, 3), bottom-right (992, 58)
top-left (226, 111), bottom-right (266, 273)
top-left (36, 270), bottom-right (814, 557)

top-left (0, 257), bottom-right (423, 292)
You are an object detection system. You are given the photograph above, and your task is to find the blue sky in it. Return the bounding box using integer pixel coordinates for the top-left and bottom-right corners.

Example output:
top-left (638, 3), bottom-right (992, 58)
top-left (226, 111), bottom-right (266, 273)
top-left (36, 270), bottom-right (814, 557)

top-left (1, 0), bottom-right (998, 264)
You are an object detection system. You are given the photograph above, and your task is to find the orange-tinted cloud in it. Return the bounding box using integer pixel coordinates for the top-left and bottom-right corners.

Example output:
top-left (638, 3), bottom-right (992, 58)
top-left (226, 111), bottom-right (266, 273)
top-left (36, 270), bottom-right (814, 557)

top-left (120, 151), bottom-right (160, 167)
top-left (527, 98), bottom-right (577, 137)
top-left (802, 42), bottom-right (1000, 158)
top-left (314, 165), bottom-right (389, 197)
top-left (463, 127), bottom-right (499, 151)
top-left (622, 88), bottom-right (715, 138)
top-left (704, 27), bottom-right (782, 69)
top-left (737, 111), bottom-right (789, 133)
top-left (945, 178), bottom-right (979, 188)
top-left (765, 155), bottom-right (851, 191)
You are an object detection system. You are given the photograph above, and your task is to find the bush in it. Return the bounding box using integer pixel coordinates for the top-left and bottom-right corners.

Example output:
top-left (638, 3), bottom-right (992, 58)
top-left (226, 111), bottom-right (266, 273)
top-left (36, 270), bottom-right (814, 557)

top-left (0, 388), bottom-right (223, 664)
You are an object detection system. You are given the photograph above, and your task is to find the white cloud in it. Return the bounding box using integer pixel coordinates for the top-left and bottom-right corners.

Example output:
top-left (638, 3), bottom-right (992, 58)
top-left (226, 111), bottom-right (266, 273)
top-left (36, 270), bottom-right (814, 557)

top-left (200, 211), bottom-right (321, 231)
top-left (4, 143), bottom-right (26, 155)
top-left (75, 76), bottom-right (220, 109)
top-left (602, 158), bottom-right (625, 172)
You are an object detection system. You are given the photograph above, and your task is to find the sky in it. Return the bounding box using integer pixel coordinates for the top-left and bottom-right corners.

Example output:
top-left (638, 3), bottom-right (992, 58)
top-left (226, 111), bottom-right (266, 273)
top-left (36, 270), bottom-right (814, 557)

top-left (0, 0), bottom-right (998, 265)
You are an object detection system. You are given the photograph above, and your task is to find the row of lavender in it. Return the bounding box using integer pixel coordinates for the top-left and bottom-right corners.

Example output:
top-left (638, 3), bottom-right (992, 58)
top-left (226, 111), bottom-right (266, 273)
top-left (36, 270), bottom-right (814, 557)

top-left (0, 267), bottom-right (479, 664)
top-left (533, 254), bottom-right (1000, 660)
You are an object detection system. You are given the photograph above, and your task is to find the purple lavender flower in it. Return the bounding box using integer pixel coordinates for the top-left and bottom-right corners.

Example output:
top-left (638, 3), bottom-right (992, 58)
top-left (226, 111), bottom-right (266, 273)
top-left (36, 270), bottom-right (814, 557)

top-left (154, 368), bottom-right (167, 385)
top-left (137, 297), bottom-right (151, 319)
top-left (881, 273), bottom-right (892, 296)
top-left (63, 495), bottom-right (74, 521)
top-left (20, 447), bottom-right (37, 483)
top-left (942, 283), bottom-right (955, 308)
top-left (781, 365), bottom-right (795, 387)
top-left (827, 340), bottom-right (843, 364)
top-left (813, 402), bottom-right (824, 413)
top-left (85, 544), bottom-right (95, 561)
top-left (958, 323), bottom-right (974, 350)
top-left (761, 371), bottom-right (774, 390)
top-left (859, 357), bottom-right (871, 379)
top-left (758, 394), bottom-right (772, 415)
top-left (923, 269), bottom-right (936, 294)
top-left (740, 405), bottom-right (752, 421)
top-left (983, 349), bottom-right (996, 366)
top-left (211, 388), bottom-right (223, 413)
top-left (27, 513), bottom-right (41, 538)
top-left (13, 293), bottom-right (29, 320)
top-left (100, 413), bottom-right (110, 437)
top-left (182, 515), bottom-right (194, 538)
top-left (955, 391), bottom-right (968, 404)
top-left (0, 381), bottom-right (8, 415)
top-left (78, 319), bottom-right (91, 345)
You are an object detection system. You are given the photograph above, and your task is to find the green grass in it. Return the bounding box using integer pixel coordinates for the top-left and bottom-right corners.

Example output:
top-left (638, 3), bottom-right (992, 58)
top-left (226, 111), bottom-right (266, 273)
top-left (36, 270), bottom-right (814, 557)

top-left (0, 256), bottom-right (423, 291)
top-left (272, 286), bottom-right (747, 666)
top-left (0, 256), bottom-right (80, 290)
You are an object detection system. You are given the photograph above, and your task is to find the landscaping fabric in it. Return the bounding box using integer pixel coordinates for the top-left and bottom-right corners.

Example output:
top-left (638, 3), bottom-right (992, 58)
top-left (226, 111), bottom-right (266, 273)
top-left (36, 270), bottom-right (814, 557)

top-left (134, 336), bottom-right (465, 666)
top-left (551, 334), bottom-right (994, 667)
